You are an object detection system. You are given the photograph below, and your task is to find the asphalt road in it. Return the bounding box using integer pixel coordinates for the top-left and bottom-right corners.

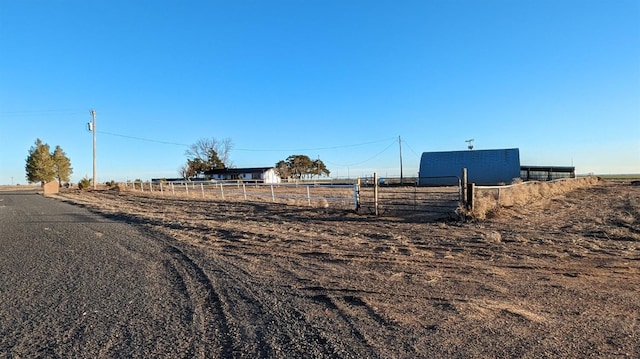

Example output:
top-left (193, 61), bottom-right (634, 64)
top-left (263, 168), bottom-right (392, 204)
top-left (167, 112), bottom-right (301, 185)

top-left (0, 191), bottom-right (235, 357)
top-left (0, 191), bottom-right (369, 358)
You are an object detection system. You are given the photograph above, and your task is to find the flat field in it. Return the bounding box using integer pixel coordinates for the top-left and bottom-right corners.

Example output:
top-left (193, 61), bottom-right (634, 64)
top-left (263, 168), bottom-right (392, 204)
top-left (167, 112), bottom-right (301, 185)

top-left (54, 180), bottom-right (639, 357)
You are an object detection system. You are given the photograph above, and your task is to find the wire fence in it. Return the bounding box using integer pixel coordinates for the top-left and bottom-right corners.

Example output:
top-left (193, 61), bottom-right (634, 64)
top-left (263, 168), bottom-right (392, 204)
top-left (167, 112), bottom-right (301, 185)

top-left (125, 180), bottom-right (359, 210)
top-left (122, 174), bottom-right (465, 219)
top-left (357, 175), bottom-right (462, 217)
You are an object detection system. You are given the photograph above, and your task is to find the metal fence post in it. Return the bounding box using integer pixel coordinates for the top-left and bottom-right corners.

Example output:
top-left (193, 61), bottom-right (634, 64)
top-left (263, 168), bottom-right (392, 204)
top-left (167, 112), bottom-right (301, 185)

top-left (461, 168), bottom-right (468, 207)
top-left (374, 172), bottom-right (379, 216)
top-left (354, 181), bottom-right (360, 211)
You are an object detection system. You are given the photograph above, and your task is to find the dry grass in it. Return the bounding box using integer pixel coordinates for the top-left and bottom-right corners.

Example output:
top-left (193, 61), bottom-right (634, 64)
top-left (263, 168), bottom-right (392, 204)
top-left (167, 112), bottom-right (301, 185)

top-left (0, 185), bottom-right (41, 192)
top-left (469, 177), bottom-right (600, 219)
top-left (51, 181), bottom-right (640, 357)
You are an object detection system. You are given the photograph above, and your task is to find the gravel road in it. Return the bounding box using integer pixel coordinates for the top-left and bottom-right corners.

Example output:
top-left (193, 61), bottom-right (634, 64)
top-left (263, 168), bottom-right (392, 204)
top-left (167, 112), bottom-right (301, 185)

top-left (0, 191), bottom-right (360, 358)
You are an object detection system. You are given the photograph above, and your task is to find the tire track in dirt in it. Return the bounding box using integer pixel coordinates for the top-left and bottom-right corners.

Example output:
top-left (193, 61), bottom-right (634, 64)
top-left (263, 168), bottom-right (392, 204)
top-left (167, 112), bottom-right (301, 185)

top-left (206, 254), bottom-right (347, 357)
top-left (213, 250), bottom-right (396, 357)
top-left (307, 292), bottom-right (387, 357)
top-left (163, 245), bottom-right (233, 358)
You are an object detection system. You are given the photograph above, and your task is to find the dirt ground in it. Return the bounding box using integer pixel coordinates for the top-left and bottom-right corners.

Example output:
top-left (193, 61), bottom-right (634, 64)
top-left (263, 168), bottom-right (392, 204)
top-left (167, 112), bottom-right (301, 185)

top-left (53, 179), bottom-right (639, 357)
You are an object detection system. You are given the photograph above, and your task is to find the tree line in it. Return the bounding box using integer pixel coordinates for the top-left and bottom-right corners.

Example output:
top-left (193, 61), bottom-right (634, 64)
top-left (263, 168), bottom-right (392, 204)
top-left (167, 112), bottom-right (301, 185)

top-left (23, 136), bottom-right (330, 186)
top-left (181, 138), bottom-right (330, 180)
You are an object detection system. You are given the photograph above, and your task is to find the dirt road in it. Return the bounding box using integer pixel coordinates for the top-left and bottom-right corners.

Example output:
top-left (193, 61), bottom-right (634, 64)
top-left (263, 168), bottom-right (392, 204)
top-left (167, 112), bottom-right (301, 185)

top-left (2, 180), bottom-right (639, 357)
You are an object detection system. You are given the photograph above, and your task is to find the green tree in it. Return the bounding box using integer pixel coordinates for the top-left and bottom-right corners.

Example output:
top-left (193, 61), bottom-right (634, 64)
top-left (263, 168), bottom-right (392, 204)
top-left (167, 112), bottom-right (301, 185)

top-left (25, 139), bottom-right (56, 184)
top-left (275, 160), bottom-right (292, 179)
top-left (276, 155), bottom-right (330, 180)
top-left (182, 137), bottom-right (232, 178)
top-left (52, 145), bottom-right (73, 185)
top-left (311, 158), bottom-right (330, 178)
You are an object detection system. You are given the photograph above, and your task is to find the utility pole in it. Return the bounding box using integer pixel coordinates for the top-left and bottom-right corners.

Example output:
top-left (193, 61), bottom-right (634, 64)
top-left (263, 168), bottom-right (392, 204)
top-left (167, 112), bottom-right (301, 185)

top-left (89, 109), bottom-right (97, 189)
top-left (398, 135), bottom-right (404, 185)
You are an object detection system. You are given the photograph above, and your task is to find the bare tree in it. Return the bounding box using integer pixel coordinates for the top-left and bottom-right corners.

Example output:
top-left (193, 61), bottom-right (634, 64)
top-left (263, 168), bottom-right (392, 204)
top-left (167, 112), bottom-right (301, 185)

top-left (185, 138), bottom-right (233, 168)
top-left (178, 163), bottom-right (190, 179)
top-left (181, 137), bottom-right (234, 179)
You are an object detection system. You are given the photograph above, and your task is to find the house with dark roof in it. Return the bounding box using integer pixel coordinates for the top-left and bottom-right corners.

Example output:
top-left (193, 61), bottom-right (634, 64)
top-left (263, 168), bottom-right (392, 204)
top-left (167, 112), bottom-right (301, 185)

top-left (203, 167), bottom-right (281, 184)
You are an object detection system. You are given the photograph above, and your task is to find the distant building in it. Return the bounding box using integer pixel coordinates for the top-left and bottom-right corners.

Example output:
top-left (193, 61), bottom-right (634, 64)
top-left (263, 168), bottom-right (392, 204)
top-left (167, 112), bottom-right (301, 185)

top-left (419, 148), bottom-right (521, 186)
top-left (204, 167), bottom-right (281, 184)
top-left (520, 166), bottom-right (576, 181)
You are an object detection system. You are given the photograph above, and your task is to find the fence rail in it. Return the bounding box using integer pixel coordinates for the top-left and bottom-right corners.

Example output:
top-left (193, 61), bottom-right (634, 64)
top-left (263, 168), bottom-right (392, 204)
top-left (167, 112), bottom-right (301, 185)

top-left (357, 174), bottom-right (462, 218)
top-left (125, 181), bottom-right (359, 210)
top-left (123, 173), bottom-right (465, 219)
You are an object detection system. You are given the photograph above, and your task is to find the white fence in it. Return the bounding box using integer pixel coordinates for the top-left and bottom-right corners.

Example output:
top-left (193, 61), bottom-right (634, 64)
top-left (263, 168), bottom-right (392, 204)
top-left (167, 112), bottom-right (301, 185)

top-left (125, 181), bottom-right (359, 210)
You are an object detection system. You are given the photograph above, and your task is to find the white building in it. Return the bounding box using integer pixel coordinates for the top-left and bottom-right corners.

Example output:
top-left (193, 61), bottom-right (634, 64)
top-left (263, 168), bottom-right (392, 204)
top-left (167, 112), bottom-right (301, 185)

top-left (204, 167), bottom-right (281, 184)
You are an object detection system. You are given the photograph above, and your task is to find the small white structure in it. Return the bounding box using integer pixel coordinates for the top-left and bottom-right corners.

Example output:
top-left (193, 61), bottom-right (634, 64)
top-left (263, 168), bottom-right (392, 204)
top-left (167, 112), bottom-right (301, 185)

top-left (204, 167), bottom-right (281, 184)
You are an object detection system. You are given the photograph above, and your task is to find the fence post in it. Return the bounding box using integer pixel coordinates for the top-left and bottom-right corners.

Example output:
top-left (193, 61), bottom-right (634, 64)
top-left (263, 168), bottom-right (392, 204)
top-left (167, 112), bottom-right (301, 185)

top-left (271, 185), bottom-right (275, 202)
top-left (201, 183), bottom-right (205, 198)
top-left (242, 183), bottom-right (247, 200)
top-left (185, 182), bottom-right (189, 195)
top-left (140, 182), bottom-right (144, 193)
top-left (160, 181), bottom-right (163, 195)
top-left (220, 183), bottom-right (225, 200)
top-left (306, 186), bottom-right (311, 206)
top-left (374, 172), bottom-right (379, 216)
top-left (467, 183), bottom-right (475, 211)
top-left (354, 181), bottom-right (360, 211)
top-left (171, 182), bottom-right (175, 196)
top-left (150, 182), bottom-right (153, 193)
top-left (461, 168), bottom-right (468, 207)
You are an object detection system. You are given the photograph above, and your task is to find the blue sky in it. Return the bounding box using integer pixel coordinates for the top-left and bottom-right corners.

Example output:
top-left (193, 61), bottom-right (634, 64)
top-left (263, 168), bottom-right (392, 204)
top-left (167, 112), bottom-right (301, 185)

top-left (1, 0), bottom-right (638, 184)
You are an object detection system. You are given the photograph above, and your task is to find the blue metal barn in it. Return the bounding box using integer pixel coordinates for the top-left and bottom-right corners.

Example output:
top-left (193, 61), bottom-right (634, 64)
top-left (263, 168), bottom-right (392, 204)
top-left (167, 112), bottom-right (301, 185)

top-left (418, 148), bottom-right (521, 186)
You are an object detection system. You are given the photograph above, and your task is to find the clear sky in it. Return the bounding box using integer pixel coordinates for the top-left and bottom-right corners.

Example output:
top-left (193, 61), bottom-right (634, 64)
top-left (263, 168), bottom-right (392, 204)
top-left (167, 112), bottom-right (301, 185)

top-left (1, 0), bottom-right (639, 184)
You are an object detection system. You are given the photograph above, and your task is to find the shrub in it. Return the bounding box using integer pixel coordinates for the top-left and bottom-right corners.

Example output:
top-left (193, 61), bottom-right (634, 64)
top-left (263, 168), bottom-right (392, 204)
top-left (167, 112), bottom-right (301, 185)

top-left (78, 176), bottom-right (92, 190)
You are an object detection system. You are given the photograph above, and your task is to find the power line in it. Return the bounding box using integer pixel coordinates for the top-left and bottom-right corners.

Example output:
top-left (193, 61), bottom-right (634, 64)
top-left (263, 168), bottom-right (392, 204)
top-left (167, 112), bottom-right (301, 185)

top-left (323, 139), bottom-right (398, 167)
top-left (234, 137), bottom-right (397, 152)
top-left (0, 109), bottom-right (87, 117)
top-left (97, 130), bottom-right (397, 152)
top-left (401, 139), bottom-right (423, 158)
top-left (97, 131), bottom-right (190, 147)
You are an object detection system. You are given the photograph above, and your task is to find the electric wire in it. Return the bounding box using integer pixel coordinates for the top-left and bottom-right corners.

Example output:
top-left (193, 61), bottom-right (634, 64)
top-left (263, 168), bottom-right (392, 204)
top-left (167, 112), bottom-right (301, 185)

top-left (323, 139), bottom-right (398, 167)
top-left (96, 131), bottom-right (190, 147)
top-left (234, 137), bottom-right (396, 152)
top-left (401, 139), bottom-right (422, 159)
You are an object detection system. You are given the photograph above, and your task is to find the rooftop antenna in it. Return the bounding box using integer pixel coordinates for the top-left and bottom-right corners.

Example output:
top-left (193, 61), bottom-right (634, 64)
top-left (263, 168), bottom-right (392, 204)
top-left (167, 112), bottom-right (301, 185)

top-left (465, 139), bottom-right (474, 150)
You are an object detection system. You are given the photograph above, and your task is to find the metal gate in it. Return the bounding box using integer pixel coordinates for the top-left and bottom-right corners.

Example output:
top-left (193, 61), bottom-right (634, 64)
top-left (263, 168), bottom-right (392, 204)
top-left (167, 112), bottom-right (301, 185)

top-left (357, 176), bottom-right (462, 218)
